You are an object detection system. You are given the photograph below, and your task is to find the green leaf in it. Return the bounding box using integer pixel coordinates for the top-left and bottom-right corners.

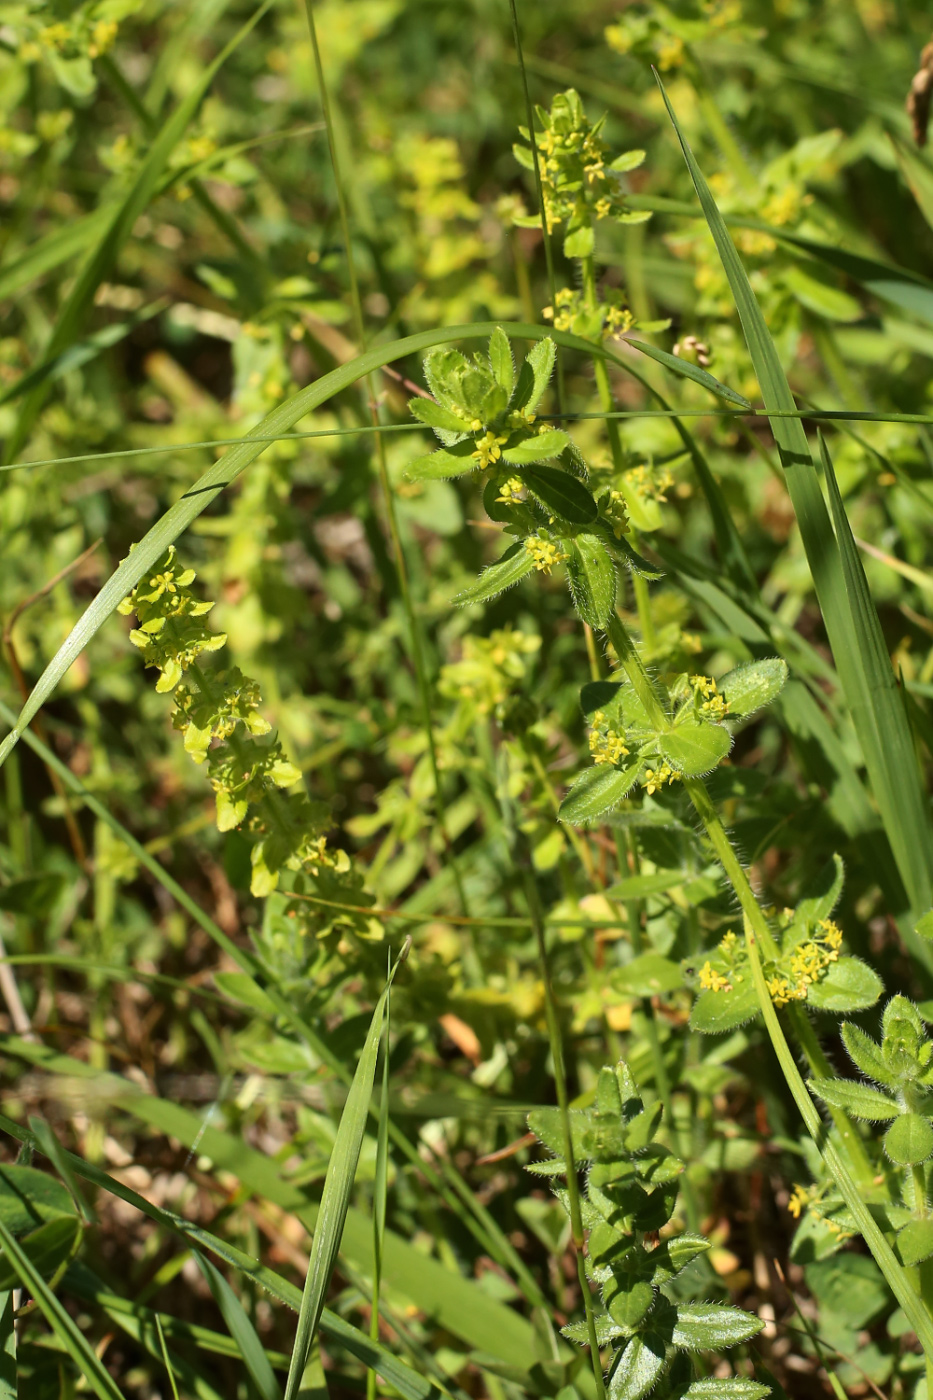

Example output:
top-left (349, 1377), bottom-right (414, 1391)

top-left (804, 1255), bottom-right (888, 1328)
top-left (566, 534), bottom-right (616, 627)
top-left (672, 1302), bottom-right (763, 1350)
top-left (917, 911), bottom-right (933, 941)
top-left (657, 70), bottom-right (933, 945)
top-left (488, 327), bottom-right (515, 395)
top-left (607, 870), bottom-right (686, 901)
top-left (0, 1215), bottom-right (80, 1291)
top-left (609, 1332), bottom-right (669, 1400)
top-left (283, 952), bottom-right (404, 1400)
top-left (683, 1382), bottom-right (771, 1400)
top-left (781, 263), bottom-right (862, 322)
top-left (794, 854), bottom-right (845, 927)
top-left (612, 954), bottom-right (683, 998)
top-left (408, 397), bottom-right (468, 435)
top-left (659, 721), bottom-right (732, 777)
top-left (214, 972), bottom-right (278, 1016)
top-left (891, 134), bottom-right (933, 235)
top-left (690, 981), bottom-right (759, 1034)
top-left (558, 762), bottom-right (641, 824)
top-left (718, 659), bottom-right (788, 718)
top-left (196, 1253), bottom-right (282, 1400)
top-left (806, 956), bottom-right (883, 1013)
top-left (563, 224), bottom-right (595, 258)
top-left (0, 874), bottom-right (65, 917)
top-left (515, 464), bottom-right (598, 522)
top-left (807, 1077), bottom-right (899, 1121)
top-left (608, 530), bottom-right (666, 580)
top-left (605, 1278), bottom-right (654, 1330)
top-left (452, 542), bottom-right (537, 607)
top-left (513, 338), bottom-right (556, 415)
top-left (884, 1113), bottom-right (933, 1166)
top-left (627, 338), bottom-right (751, 408)
top-left (502, 429), bottom-right (571, 465)
top-left (841, 1022), bottom-right (897, 1087)
top-left (405, 441), bottom-right (476, 480)
top-left (898, 1219), bottom-right (933, 1267)
top-left (0, 1165), bottom-right (76, 1237)
top-left (0, 1212), bottom-right (121, 1400)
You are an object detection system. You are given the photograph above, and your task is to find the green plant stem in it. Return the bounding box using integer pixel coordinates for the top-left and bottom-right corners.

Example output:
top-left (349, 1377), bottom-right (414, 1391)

top-left (523, 864), bottom-right (606, 1400)
top-left (300, 0), bottom-right (472, 925)
top-left (507, 0), bottom-right (563, 409)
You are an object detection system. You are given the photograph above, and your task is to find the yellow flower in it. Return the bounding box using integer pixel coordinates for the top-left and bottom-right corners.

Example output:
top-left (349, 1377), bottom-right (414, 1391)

top-left (471, 430), bottom-right (508, 469)
top-left (787, 1185), bottom-right (810, 1219)
top-left (495, 476), bottom-right (525, 505)
top-left (589, 728), bottom-right (630, 766)
top-left (525, 536), bottom-right (569, 574)
top-left (643, 764), bottom-right (676, 795)
top-left (699, 961), bottom-right (733, 993)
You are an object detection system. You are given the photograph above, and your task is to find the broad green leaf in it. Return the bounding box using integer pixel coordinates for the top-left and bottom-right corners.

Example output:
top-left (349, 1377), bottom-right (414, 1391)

top-left (566, 534), bottom-right (616, 627)
top-left (898, 1219), bottom-right (933, 1267)
top-left (0, 1212), bottom-right (121, 1400)
top-left (408, 398), bottom-right (468, 435)
top-left (794, 853), bottom-right (844, 927)
top-left (558, 762), bottom-right (641, 824)
top-left (213, 972), bottom-right (278, 1015)
top-left (0, 1215), bottom-right (80, 1291)
top-left (917, 911), bottom-right (933, 941)
top-left (807, 1077), bottom-right (899, 1121)
top-left (841, 1022), bottom-right (896, 1087)
top-left (516, 464), bottom-right (598, 522)
top-left (527, 1107), bottom-right (589, 1158)
top-left (196, 1253), bottom-right (282, 1400)
top-left (671, 1302), bottom-right (763, 1350)
top-left (804, 1255), bottom-right (888, 1327)
top-left (884, 1113), bottom-right (933, 1166)
top-left (719, 659), bottom-right (788, 718)
top-left (690, 981), bottom-right (759, 1034)
top-left (405, 441), bottom-right (476, 479)
top-left (627, 338), bottom-right (751, 408)
top-left (658, 72), bottom-right (933, 948)
top-left (806, 956), bottom-right (883, 1013)
top-left (605, 1278), bottom-right (653, 1330)
top-left (0, 1165), bottom-right (76, 1237)
top-left (658, 1234), bottom-right (712, 1280)
top-left (564, 224), bottom-right (595, 258)
top-left (581, 680), bottom-right (624, 719)
top-left (513, 337), bottom-right (556, 415)
top-left (609, 1332), bottom-right (669, 1400)
top-left (781, 263), bottom-right (861, 321)
top-left (502, 430), bottom-right (571, 465)
top-left (607, 870), bottom-right (685, 900)
top-left (659, 721), bottom-right (732, 776)
top-left (452, 542), bottom-right (537, 607)
top-left (684, 1382), bottom-right (770, 1400)
top-left (612, 954), bottom-right (683, 997)
top-left (488, 327), bottom-right (515, 394)
top-left (283, 953), bottom-right (403, 1400)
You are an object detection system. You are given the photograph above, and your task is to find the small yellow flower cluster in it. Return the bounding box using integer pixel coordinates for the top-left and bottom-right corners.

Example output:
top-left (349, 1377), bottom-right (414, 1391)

top-left (625, 464), bottom-right (674, 504)
top-left (691, 674), bottom-right (729, 721)
top-left (767, 976), bottom-right (807, 1007)
top-left (472, 430), bottom-right (508, 469)
top-left (699, 961), bottom-right (732, 993)
top-left (543, 286), bottom-right (635, 341)
top-left (604, 489), bottom-right (630, 540)
top-left (768, 919), bottom-right (843, 1005)
top-left (525, 536), bottom-right (569, 574)
top-left (495, 476), bottom-right (525, 505)
top-left (589, 727), bottom-right (630, 766)
top-left (643, 764), bottom-right (678, 795)
top-left (787, 1184), bottom-right (812, 1220)
top-left (761, 185), bottom-right (812, 228)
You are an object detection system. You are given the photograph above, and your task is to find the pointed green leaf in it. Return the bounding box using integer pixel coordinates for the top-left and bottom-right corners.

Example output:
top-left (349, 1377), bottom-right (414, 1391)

top-left (885, 1113), bottom-right (933, 1166)
top-left (0, 1165), bottom-right (76, 1236)
top-left (404, 441), bottom-right (476, 480)
top-left (659, 721), bottom-right (732, 776)
top-left (794, 854), bottom-right (844, 927)
top-left (196, 1254), bottom-right (282, 1400)
top-left (559, 762), bottom-right (641, 824)
top-left (408, 398), bottom-right (468, 435)
top-left (690, 981), bottom-right (759, 1034)
top-left (683, 1382), bottom-right (771, 1400)
top-left (808, 1077), bottom-right (899, 1121)
top-left (452, 542), bottom-right (537, 606)
top-left (564, 224), bottom-right (595, 259)
top-left (502, 430), bottom-right (571, 465)
top-left (566, 534), bottom-right (616, 627)
top-left (0, 1215), bottom-right (80, 1291)
top-left (898, 1218), bottom-right (933, 1266)
top-left (612, 954), bottom-right (683, 998)
top-left (488, 327), bottom-right (515, 395)
top-left (806, 956), bottom-right (883, 1013)
top-left (609, 1332), bottom-right (669, 1400)
top-left (841, 1023), bottom-right (896, 1088)
top-left (719, 659), bottom-right (788, 718)
top-left (515, 464), bottom-right (597, 522)
top-left (605, 1278), bottom-right (654, 1331)
top-left (513, 337), bottom-right (556, 415)
top-left (671, 1303), bottom-right (763, 1350)
top-left (628, 338), bottom-right (751, 408)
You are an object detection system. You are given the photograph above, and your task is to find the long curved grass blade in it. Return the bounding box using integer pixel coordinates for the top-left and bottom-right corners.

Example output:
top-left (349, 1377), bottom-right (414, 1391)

top-left (657, 72), bottom-right (933, 938)
top-left (0, 206), bottom-right (111, 302)
top-left (195, 1253), bottom-right (282, 1400)
top-left (283, 944), bottom-right (407, 1400)
top-left (4, 1), bottom-right (271, 462)
top-left (0, 1213), bottom-right (122, 1400)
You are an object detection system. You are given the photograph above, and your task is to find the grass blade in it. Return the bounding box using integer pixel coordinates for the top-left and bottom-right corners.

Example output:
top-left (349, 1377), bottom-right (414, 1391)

top-left (0, 1291), bottom-right (14, 1400)
top-left (0, 1213), bottom-right (122, 1400)
top-left (368, 980), bottom-right (391, 1400)
top-left (283, 944), bottom-right (408, 1400)
top-left (657, 72), bottom-right (933, 935)
top-left (195, 1253), bottom-right (282, 1400)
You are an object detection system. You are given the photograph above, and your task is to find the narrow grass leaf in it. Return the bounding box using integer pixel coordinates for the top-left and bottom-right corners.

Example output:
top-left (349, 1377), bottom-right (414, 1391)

top-left (28, 1116), bottom-right (92, 1223)
top-left (657, 73), bottom-right (933, 936)
top-left (0, 1292), bottom-right (13, 1400)
top-left (283, 947), bottom-right (406, 1400)
top-left (195, 1252), bottom-right (282, 1400)
top-left (0, 1213), bottom-right (122, 1400)
top-left (626, 338), bottom-right (750, 407)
